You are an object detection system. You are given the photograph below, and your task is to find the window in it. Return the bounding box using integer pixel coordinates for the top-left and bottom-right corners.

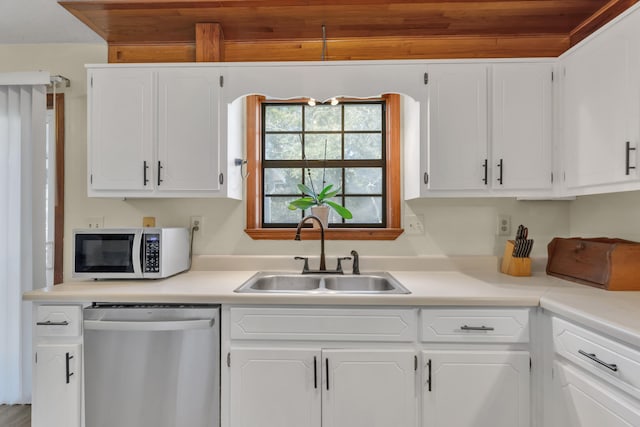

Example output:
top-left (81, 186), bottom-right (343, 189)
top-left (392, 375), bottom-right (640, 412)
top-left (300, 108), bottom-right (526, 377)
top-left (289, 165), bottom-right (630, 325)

top-left (245, 94), bottom-right (402, 240)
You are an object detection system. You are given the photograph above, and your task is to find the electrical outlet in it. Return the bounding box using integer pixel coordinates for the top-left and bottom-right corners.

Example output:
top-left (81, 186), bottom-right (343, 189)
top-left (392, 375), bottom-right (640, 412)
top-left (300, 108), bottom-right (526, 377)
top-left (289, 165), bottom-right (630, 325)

top-left (497, 214), bottom-right (511, 236)
top-left (190, 216), bottom-right (203, 233)
top-left (405, 214), bottom-right (425, 235)
top-left (86, 216), bottom-right (104, 229)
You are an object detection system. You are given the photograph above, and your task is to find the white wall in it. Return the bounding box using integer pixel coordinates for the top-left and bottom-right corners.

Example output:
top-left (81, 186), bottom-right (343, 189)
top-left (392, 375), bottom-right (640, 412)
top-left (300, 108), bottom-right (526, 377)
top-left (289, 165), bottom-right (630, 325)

top-left (0, 44), bottom-right (574, 281)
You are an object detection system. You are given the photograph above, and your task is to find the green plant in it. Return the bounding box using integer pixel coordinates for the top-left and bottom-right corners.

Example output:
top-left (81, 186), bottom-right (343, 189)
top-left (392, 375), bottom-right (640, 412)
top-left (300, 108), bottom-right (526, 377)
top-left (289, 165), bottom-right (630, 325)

top-left (288, 182), bottom-right (353, 219)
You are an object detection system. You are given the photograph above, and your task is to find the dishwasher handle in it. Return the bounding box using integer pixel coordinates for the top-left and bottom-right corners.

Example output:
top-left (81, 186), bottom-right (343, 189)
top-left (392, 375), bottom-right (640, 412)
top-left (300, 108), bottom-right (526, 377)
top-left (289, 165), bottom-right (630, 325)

top-left (84, 318), bottom-right (215, 332)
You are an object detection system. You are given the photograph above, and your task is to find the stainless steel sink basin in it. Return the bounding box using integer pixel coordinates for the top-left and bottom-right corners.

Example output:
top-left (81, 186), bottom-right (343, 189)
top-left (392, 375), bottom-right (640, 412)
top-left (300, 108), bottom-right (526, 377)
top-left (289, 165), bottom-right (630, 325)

top-left (234, 272), bottom-right (410, 294)
top-left (247, 275), bottom-right (321, 291)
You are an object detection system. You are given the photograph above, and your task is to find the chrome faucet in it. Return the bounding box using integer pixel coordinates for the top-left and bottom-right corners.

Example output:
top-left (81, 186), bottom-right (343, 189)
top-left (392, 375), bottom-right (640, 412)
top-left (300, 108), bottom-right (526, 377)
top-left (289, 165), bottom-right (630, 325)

top-left (294, 215), bottom-right (326, 271)
top-left (350, 250), bottom-right (360, 275)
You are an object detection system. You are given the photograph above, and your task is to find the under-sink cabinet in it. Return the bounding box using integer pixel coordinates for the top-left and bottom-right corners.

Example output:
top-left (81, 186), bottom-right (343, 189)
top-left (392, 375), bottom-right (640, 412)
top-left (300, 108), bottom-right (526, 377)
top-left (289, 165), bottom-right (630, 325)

top-left (222, 306), bottom-right (532, 427)
top-left (32, 304), bottom-right (83, 427)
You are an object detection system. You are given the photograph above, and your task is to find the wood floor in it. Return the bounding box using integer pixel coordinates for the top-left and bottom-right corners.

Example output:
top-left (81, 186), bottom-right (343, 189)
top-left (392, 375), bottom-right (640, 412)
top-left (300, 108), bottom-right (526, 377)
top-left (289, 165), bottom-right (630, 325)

top-left (0, 405), bottom-right (31, 427)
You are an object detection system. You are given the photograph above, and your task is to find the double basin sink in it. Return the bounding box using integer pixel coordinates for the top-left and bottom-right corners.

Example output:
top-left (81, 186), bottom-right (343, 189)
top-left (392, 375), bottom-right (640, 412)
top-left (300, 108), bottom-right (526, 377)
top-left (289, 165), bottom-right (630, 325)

top-left (234, 271), bottom-right (410, 294)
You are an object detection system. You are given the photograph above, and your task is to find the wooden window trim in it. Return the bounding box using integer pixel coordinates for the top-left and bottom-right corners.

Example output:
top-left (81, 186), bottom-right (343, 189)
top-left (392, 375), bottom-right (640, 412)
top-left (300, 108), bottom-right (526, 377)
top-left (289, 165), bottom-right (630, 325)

top-left (245, 94), bottom-right (402, 240)
top-left (47, 93), bottom-right (65, 284)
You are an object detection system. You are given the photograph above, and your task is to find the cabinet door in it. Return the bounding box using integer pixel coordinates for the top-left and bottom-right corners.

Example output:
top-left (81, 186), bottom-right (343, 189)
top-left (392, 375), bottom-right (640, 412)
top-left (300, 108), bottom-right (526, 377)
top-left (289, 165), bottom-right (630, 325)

top-left (562, 12), bottom-right (640, 191)
top-left (32, 343), bottom-right (81, 427)
top-left (426, 64), bottom-right (489, 192)
top-left (553, 360), bottom-right (640, 427)
top-left (157, 68), bottom-right (222, 192)
top-left (423, 350), bottom-right (529, 427)
top-left (229, 348), bottom-right (321, 427)
top-left (323, 349), bottom-right (416, 427)
top-left (492, 63), bottom-right (553, 191)
top-left (89, 68), bottom-right (154, 192)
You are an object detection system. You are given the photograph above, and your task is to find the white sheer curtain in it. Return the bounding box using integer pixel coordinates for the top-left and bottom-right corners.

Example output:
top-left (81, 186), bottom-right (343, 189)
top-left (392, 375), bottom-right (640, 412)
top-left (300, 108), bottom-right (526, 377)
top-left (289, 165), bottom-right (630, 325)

top-left (0, 72), bottom-right (49, 404)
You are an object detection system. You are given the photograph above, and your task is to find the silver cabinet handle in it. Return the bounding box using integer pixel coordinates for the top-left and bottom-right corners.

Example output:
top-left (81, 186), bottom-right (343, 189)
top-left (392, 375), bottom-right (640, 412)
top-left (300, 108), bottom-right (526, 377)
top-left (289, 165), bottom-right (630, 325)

top-left (578, 349), bottom-right (618, 372)
top-left (460, 325), bottom-right (495, 331)
top-left (36, 320), bottom-right (69, 326)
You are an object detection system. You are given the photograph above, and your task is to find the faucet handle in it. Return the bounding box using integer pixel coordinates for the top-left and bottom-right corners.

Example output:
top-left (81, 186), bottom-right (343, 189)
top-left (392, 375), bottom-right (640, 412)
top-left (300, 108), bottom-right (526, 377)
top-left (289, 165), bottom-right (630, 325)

top-left (294, 256), bottom-right (310, 273)
top-left (336, 257), bottom-right (352, 274)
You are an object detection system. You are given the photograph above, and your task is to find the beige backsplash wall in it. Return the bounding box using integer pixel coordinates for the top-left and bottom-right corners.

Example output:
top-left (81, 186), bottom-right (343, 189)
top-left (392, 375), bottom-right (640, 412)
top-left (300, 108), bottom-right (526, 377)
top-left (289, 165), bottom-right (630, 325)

top-left (569, 191), bottom-right (640, 241)
top-left (2, 44), bottom-right (575, 281)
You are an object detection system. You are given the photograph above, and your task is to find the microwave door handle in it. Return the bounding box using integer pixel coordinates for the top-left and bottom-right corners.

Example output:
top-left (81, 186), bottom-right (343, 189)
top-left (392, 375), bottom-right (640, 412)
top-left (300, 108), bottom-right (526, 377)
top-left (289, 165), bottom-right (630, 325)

top-left (83, 318), bottom-right (215, 332)
top-left (132, 231), bottom-right (143, 276)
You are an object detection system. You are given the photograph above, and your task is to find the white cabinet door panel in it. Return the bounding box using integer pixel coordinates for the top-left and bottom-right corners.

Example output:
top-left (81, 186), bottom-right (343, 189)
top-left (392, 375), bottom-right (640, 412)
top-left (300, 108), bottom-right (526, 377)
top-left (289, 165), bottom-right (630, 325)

top-left (423, 350), bottom-right (529, 427)
top-left (32, 344), bottom-right (81, 427)
top-left (492, 63), bottom-right (553, 191)
top-left (427, 64), bottom-right (489, 192)
top-left (553, 360), bottom-right (640, 427)
top-left (89, 68), bottom-right (154, 192)
top-left (323, 349), bottom-right (416, 427)
top-left (562, 10), bottom-right (640, 190)
top-left (157, 68), bottom-right (221, 192)
top-left (229, 348), bottom-right (321, 427)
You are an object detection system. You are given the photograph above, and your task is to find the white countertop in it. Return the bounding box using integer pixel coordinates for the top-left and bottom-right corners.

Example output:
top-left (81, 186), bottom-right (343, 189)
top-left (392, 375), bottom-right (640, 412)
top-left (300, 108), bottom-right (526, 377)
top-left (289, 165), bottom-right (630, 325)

top-left (23, 256), bottom-right (640, 345)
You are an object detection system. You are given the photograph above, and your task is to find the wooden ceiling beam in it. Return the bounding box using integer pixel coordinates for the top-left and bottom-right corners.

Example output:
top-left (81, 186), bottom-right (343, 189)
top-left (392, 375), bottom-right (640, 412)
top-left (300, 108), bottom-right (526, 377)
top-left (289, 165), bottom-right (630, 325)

top-left (196, 23), bottom-right (224, 62)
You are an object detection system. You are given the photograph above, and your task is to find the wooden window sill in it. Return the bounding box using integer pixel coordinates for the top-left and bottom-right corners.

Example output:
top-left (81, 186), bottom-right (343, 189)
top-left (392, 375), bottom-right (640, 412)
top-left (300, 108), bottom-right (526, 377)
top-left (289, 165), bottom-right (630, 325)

top-left (245, 228), bottom-right (404, 240)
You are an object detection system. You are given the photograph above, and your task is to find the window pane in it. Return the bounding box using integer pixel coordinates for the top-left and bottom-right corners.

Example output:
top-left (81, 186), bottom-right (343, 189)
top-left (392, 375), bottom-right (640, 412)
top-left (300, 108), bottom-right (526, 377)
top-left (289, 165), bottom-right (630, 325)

top-left (345, 197), bottom-right (383, 224)
top-left (264, 196), bottom-right (303, 224)
top-left (344, 104), bottom-right (382, 131)
top-left (305, 105), bottom-right (341, 131)
top-left (265, 134), bottom-right (302, 160)
top-left (345, 168), bottom-right (382, 194)
top-left (265, 105), bottom-right (302, 132)
top-left (304, 134), bottom-right (341, 160)
top-left (264, 168), bottom-right (302, 194)
top-left (307, 168), bottom-right (342, 193)
top-left (345, 134), bottom-right (382, 160)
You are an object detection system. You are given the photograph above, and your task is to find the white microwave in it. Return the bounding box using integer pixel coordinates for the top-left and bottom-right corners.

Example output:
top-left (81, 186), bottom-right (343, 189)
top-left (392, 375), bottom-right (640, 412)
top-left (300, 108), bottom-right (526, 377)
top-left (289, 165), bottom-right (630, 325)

top-left (73, 228), bottom-right (190, 279)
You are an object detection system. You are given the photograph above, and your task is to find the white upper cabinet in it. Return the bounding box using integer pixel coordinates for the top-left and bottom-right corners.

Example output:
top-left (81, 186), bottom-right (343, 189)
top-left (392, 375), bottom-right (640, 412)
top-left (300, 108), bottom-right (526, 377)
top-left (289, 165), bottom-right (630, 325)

top-left (87, 65), bottom-right (239, 198)
top-left (492, 63), bottom-right (553, 192)
top-left (561, 8), bottom-right (640, 194)
top-left (89, 68), bottom-right (154, 193)
top-left (410, 61), bottom-right (554, 198)
top-left (426, 63), bottom-right (489, 193)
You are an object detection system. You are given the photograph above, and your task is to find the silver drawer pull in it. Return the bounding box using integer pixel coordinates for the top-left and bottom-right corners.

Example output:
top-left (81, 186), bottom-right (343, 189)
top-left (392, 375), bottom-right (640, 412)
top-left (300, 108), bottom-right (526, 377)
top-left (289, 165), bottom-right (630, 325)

top-left (460, 325), bottom-right (494, 331)
top-left (578, 349), bottom-right (619, 372)
top-left (36, 320), bottom-right (69, 326)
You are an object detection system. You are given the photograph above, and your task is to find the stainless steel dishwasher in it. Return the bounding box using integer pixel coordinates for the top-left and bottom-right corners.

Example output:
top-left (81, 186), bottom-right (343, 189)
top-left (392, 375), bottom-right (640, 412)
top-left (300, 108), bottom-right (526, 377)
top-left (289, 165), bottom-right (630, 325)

top-left (83, 304), bottom-right (220, 427)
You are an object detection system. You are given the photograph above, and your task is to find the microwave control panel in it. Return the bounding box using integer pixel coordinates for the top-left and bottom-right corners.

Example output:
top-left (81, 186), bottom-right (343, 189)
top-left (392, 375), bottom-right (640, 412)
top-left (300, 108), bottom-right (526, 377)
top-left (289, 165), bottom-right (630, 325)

top-left (144, 234), bottom-right (160, 273)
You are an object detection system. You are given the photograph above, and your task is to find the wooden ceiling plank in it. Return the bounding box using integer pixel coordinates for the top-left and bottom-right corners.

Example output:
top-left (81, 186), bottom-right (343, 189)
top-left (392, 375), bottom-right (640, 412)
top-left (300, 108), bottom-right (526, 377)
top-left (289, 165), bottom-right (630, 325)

top-left (569, 0), bottom-right (639, 45)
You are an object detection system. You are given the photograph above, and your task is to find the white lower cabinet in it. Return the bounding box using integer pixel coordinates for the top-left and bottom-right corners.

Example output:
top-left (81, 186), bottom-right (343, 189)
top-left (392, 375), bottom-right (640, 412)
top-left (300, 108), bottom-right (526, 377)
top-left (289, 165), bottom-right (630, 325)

top-left (323, 349), bottom-right (416, 427)
top-left (32, 304), bottom-right (83, 427)
top-left (32, 343), bottom-right (82, 427)
top-left (553, 360), bottom-right (640, 427)
top-left (422, 350), bottom-right (530, 427)
top-left (229, 347), bottom-right (416, 427)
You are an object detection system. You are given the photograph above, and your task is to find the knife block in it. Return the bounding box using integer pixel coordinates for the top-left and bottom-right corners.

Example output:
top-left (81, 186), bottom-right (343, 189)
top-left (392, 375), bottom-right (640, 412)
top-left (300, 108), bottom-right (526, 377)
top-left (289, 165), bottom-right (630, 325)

top-left (501, 240), bottom-right (531, 277)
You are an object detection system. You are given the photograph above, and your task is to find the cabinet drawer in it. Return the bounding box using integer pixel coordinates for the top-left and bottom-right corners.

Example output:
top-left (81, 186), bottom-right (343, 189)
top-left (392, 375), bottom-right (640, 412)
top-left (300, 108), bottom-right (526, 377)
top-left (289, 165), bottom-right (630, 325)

top-left (230, 307), bottom-right (417, 342)
top-left (36, 305), bottom-right (82, 337)
top-left (420, 308), bottom-right (530, 343)
top-left (552, 316), bottom-right (640, 400)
